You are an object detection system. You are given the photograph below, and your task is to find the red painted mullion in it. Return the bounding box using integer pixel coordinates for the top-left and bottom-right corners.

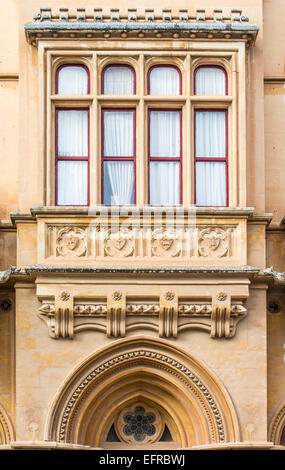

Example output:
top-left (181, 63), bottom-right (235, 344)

top-left (148, 108), bottom-right (182, 205)
top-left (55, 107), bottom-right (90, 206)
top-left (101, 108), bottom-right (136, 205)
top-left (194, 108), bottom-right (228, 207)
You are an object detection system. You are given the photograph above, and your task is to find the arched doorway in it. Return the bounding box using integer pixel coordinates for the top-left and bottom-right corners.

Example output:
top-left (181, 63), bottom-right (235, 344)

top-left (46, 337), bottom-right (240, 448)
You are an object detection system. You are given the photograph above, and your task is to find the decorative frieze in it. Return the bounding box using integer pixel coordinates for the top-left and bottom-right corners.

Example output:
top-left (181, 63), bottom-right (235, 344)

top-left (38, 292), bottom-right (247, 340)
top-left (42, 220), bottom-right (244, 264)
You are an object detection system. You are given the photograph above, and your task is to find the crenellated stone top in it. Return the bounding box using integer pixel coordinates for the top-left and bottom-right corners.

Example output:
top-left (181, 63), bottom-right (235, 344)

top-left (24, 6), bottom-right (259, 46)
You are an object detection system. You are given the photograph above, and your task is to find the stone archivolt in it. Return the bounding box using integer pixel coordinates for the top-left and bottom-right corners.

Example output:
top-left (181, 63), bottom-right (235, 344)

top-left (0, 404), bottom-right (15, 445)
top-left (45, 337), bottom-right (240, 447)
top-left (269, 403), bottom-right (285, 445)
top-left (38, 290), bottom-right (247, 340)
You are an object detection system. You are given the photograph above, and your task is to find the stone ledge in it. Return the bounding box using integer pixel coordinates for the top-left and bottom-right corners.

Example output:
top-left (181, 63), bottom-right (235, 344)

top-left (24, 7), bottom-right (259, 46)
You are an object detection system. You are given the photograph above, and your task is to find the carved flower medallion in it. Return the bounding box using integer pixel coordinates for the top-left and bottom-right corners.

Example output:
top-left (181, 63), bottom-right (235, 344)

top-left (112, 291), bottom-right (123, 302)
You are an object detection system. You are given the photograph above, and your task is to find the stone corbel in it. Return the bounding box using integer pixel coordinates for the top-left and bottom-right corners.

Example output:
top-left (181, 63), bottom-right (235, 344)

top-left (210, 291), bottom-right (247, 339)
top-left (211, 291), bottom-right (231, 338)
top-left (38, 291), bottom-right (74, 339)
top-left (107, 291), bottom-right (126, 338)
top-left (159, 291), bottom-right (178, 338)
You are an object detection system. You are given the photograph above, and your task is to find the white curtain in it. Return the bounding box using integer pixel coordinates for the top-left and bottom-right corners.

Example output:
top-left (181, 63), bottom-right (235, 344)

top-left (104, 111), bottom-right (134, 156)
top-left (103, 66), bottom-right (134, 94)
top-left (195, 67), bottom-right (226, 95)
top-left (57, 110), bottom-right (88, 205)
top-left (57, 161), bottom-right (88, 205)
top-left (57, 66), bottom-right (88, 95)
top-left (104, 162), bottom-right (134, 205)
top-left (58, 110), bottom-right (88, 157)
top-left (195, 111), bottom-right (226, 158)
top-left (150, 111), bottom-right (180, 157)
top-left (195, 161), bottom-right (226, 206)
top-left (149, 66), bottom-right (180, 95)
top-left (149, 161), bottom-right (180, 205)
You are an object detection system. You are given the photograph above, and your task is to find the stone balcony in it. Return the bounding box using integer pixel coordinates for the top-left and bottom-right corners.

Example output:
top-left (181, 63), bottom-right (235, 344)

top-left (28, 206), bottom-right (251, 268)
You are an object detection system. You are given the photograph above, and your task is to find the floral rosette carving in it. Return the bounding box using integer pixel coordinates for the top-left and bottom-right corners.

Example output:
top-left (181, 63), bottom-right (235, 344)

top-left (104, 228), bottom-right (134, 257)
top-left (56, 227), bottom-right (87, 257)
top-left (151, 228), bottom-right (181, 257)
top-left (198, 227), bottom-right (229, 258)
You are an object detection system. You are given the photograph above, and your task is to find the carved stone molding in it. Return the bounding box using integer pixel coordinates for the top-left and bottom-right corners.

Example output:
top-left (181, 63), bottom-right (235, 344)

top-left (41, 220), bottom-right (245, 264)
top-left (55, 348), bottom-right (227, 444)
top-left (38, 292), bottom-right (247, 340)
top-left (269, 404), bottom-right (285, 445)
top-left (0, 404), bottom-right (15, 444)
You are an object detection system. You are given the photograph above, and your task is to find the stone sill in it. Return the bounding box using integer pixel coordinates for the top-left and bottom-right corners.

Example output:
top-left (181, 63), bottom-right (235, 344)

top-left (10, 206), bottom-right (256, 224)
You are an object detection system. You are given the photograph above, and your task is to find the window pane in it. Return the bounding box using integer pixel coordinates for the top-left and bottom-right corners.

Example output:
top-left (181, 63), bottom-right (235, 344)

top-left (57, 110), bottom-right (88, 157)
top-left (57, 66), bottom-right (88, 95)
top-left (149, 161), bottom-right (180, 205)
top-left (57, 161), bottom-right (88, 205)
top-left (103, 66), bottom-right (135, 95)
top-left (104, 111), bottom-right (134, 157)
top-left (104, 161), bottom-right (134, 205)
top-left (195, 161), bottom-right (226, 206)
top-left (150, 111), bottom-right (180, 157)
top-left (195, 111), bottom-right (226, 158)
top-left (149, 67), bottom-right (180, 95)
top-left (195, 67), bottom-right (226, 95)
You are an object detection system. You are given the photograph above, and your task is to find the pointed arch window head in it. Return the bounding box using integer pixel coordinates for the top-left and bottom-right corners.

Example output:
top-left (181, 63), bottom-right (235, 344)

top-left (194, 66), bottom-right (227, 96)
top-left (102, 65), bottom-right (136, 95)
top-left (148, 65), bottom-right (181, 95)
top-left (56, 64), bottom-right (89, 95)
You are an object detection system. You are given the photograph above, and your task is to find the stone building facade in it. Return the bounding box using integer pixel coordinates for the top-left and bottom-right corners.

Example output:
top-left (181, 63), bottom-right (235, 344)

top-left (0, 0), bottom-right (285, 450)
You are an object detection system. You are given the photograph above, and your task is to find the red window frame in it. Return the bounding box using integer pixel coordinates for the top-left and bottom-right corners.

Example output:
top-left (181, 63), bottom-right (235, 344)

top-left (55, 107), bottom-right (90, 206)
top-left (148, 108), bottom-right (183, 205)
top-left (101, 108), bottom-right (136, 205)
top-left (194, 108), bottom-right (228, 207)
top-left (55, 64), bottom-right (90, 94)
top-left (101, 64), bottom-right (136, 94)
top-left (147, 64), bottom-right (182, 95)
top-left (193, 65), bottom-right (228, 95)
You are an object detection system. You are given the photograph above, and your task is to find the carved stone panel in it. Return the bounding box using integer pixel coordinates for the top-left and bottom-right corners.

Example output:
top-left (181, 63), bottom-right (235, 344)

top-left (198, 227), bottom-right (231, 258)
top-left (151, 228), bottom-right (182, 257)
top-left (104, 228), bottom-right (134, 257)
top-left (40, 217), bottom-right (246, 265)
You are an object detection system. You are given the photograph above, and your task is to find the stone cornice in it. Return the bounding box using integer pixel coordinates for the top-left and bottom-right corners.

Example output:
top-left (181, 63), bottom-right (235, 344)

top-left (25, 264), bottom-right (260, 276)
top-left (24, 7), bottom-right (259, 46)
